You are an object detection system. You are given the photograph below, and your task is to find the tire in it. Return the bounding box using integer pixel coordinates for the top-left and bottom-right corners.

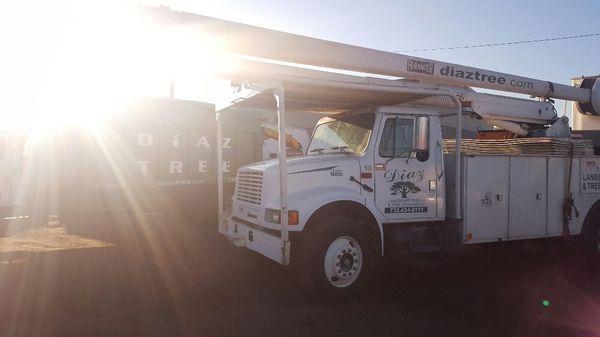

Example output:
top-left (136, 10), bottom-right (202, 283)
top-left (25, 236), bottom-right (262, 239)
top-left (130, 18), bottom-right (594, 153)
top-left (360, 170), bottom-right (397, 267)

top-left (296, 216), bottom-right (376, 301)
top-left (582, 214), bottom-right (600, 262)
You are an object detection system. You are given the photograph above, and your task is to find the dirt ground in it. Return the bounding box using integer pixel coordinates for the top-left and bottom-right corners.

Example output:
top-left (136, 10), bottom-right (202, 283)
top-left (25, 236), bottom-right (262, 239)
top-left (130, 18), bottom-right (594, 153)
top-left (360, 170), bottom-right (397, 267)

top-left (0, 216), bottom-right (599, 337)
top-left (0, 227), bottom-right (113, 254)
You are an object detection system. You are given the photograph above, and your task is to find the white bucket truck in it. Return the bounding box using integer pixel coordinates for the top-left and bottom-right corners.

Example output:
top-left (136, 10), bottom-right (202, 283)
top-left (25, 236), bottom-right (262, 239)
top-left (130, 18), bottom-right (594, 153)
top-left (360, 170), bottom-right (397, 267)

top-left (214, 62), bottom-right (598, 298)
top-left (147, 7), bottom-right (600, 298)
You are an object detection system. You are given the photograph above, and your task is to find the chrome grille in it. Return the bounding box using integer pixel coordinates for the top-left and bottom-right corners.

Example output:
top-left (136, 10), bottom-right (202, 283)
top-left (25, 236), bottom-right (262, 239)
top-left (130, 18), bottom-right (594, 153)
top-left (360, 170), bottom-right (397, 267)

top-left (235, 170), bottom-right (263, 205)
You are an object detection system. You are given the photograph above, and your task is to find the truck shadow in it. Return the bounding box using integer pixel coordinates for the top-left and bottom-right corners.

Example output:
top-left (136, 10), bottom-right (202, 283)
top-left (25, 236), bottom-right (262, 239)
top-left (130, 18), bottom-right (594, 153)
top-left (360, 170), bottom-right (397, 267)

top-left (2, 219), bottom-right (599, 337)
top-left (211, 240), bottom-right (600, 337)
top-left (180, 237), bottom-right (600, 337)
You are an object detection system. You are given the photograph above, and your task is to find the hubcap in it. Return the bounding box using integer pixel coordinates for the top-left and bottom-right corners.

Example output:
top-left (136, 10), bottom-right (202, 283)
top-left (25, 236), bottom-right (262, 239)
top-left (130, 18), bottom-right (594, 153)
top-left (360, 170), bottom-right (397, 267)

top-left (323, 236), bottom-right (363, 288)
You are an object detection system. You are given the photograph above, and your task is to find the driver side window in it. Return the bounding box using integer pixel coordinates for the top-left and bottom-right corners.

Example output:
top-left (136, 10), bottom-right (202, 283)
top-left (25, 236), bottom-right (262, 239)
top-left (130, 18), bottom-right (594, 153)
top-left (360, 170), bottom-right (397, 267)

top-left (379, 118), bottom-right (414, 158)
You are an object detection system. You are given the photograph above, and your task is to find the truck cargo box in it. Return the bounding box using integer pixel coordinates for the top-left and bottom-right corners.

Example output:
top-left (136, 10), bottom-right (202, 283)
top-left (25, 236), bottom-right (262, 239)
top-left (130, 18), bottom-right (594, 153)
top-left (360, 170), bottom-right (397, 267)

top-left (444, 153), bottom-right (600, 243)
top-left (59, 97), bottom-right (262, 229)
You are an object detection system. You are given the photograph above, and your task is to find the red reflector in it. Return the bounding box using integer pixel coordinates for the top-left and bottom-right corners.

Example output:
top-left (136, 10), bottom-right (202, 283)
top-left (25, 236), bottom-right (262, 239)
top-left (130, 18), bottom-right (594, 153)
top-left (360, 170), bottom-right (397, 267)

top-left (361, 172), bottom-right (372, 179)
top-left (288, 211), bottom-right (299, 225)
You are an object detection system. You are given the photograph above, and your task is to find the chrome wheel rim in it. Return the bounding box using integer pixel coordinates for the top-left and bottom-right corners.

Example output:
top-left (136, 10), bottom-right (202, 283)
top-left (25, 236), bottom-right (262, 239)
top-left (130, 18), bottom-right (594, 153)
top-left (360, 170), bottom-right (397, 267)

top-left (323, 236), bottom-right (363, 288)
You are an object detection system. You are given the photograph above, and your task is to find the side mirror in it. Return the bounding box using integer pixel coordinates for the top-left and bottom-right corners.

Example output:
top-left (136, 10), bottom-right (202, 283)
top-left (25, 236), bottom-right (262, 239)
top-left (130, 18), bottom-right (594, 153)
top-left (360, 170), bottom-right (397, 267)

top-left (413, 116), bottom-right (429, 152)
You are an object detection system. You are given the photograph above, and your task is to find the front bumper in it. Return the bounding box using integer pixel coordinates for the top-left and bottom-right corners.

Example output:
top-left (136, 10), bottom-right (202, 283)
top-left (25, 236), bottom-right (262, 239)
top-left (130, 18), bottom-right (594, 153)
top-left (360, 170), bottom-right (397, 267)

top-left (219, 216), bottom-right (289, 264)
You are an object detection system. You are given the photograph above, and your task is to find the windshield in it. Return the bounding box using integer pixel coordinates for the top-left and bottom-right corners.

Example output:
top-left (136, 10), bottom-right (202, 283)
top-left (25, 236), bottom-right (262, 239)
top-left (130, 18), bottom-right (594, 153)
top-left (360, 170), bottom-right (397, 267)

top-left (307, 114), bottom-right (374, 155)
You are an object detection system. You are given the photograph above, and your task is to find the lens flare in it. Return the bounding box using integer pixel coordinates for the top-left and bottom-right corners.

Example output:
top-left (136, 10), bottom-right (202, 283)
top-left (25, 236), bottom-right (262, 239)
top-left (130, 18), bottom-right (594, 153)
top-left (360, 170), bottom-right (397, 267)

top-left (2, 3), bottom-right (230, 136)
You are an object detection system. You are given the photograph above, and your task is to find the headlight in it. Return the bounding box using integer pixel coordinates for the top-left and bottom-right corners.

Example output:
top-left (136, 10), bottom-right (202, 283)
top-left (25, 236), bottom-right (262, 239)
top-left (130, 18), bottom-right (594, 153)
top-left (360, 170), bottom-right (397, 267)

top-left (265, 209), bottom-right (299, 225)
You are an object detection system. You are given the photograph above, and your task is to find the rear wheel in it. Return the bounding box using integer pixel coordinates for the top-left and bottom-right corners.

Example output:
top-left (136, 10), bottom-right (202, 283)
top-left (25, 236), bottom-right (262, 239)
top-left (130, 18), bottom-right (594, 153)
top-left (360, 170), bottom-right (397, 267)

top-left (582, 215), bottom-right (600, 262)
top-left (297, 216), bottom-right (375, 301)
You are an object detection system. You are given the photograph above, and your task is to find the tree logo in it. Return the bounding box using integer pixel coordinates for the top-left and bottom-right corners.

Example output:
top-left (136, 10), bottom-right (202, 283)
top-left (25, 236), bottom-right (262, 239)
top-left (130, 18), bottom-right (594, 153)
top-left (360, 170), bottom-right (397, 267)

top-left (390, 181), bottom-right (421, 198)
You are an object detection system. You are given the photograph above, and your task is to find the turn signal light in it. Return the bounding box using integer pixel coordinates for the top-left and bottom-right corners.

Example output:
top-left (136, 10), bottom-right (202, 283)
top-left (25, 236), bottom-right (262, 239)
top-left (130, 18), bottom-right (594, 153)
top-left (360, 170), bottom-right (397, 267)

top-left (288, 210), bottom-right (299, 225)
top-left (265, 208), bottom-right (299, 225)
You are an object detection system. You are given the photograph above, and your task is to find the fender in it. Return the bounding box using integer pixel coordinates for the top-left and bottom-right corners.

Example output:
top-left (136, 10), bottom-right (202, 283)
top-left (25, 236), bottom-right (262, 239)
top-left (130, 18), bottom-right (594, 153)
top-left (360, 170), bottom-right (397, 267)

top-left (285, 185), bottom-right (386, 255)
top-left (285, 185), bottom-right (364, 230)
top-left (363, 194), bottom-right (386, 254)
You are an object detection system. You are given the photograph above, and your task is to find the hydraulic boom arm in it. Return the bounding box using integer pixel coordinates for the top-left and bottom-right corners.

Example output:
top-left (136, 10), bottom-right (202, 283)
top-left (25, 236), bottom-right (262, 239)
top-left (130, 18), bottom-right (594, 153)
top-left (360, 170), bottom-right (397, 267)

top-left (140, 5), bottom-right (599, 116)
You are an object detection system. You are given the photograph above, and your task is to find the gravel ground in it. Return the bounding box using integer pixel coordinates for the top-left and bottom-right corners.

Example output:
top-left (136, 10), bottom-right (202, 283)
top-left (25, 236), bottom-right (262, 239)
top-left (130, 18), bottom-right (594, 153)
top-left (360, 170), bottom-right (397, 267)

top-left (0, 217), bottom-right (599, 337)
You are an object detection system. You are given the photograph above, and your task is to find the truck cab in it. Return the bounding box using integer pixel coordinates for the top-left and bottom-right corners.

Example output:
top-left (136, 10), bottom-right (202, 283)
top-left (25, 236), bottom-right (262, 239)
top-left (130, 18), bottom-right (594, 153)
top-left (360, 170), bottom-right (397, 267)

top-left (221, 105), bottom-right (450, 295)
top-left (231, 106), bottom-right (444, 225)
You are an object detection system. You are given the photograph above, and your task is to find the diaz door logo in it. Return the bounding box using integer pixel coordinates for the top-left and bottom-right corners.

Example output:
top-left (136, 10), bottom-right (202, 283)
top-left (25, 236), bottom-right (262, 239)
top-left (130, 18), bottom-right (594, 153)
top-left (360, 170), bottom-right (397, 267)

top-left (390, 181), bottom-right (421, 198)
top-left (384, 168), bottom-right (424, 198)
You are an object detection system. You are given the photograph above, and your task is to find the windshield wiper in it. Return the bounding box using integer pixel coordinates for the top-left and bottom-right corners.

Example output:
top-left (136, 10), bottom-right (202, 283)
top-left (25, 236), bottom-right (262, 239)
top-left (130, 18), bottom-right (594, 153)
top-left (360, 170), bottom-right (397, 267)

top-left (309, 148), bottom-right (325, 154)
top-left (330, 146), bottom-right (350, 153)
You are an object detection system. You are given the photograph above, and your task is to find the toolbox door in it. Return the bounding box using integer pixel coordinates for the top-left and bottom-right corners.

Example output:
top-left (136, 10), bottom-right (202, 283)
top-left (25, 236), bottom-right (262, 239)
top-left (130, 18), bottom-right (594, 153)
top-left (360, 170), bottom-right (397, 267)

top-left (508, 157), bottom-right (547, 238)
top-left (464, 156), bottom-right (509, 243)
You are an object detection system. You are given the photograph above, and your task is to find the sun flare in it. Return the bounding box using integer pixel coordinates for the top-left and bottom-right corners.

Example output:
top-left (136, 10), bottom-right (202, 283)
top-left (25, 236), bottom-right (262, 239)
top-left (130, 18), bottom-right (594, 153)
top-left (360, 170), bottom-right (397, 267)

top-left (2, 3), bottom-right (230, 136)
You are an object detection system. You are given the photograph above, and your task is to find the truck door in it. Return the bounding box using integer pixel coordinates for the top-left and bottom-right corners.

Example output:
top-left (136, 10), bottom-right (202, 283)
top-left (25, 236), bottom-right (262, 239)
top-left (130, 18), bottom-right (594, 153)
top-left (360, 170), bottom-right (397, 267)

top-left (373, 115), bottom-right (439, 221)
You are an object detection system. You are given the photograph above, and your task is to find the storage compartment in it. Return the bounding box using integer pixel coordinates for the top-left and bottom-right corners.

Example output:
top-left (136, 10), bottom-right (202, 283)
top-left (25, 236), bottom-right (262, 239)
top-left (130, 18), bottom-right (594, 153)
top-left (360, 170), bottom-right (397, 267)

top-left (508, 157), bottom-right (547, 238)
top-left (547, 157), bottom-right (569, 235)
top-left (445, 154), bottom-right (578, 243)
top-left (463, 156), bottom-right (509, 243)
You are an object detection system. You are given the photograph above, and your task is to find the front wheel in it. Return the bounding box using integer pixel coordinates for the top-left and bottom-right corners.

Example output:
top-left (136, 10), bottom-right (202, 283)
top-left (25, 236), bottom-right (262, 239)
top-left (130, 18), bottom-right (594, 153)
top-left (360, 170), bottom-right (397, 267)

top-left (297, 216), bottom-right (375, 301)
top-left (323, 235), bottom-right (365, 288)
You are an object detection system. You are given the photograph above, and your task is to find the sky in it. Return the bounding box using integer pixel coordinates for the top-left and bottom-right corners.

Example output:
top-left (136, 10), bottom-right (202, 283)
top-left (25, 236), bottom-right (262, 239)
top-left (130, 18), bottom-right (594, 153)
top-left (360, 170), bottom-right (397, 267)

top-left (160, 0), bottom-right (599, 80)
top-left (161, 0), bottom-right (600, 116)
top-left (1, 0), bottom-right (599, 128)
